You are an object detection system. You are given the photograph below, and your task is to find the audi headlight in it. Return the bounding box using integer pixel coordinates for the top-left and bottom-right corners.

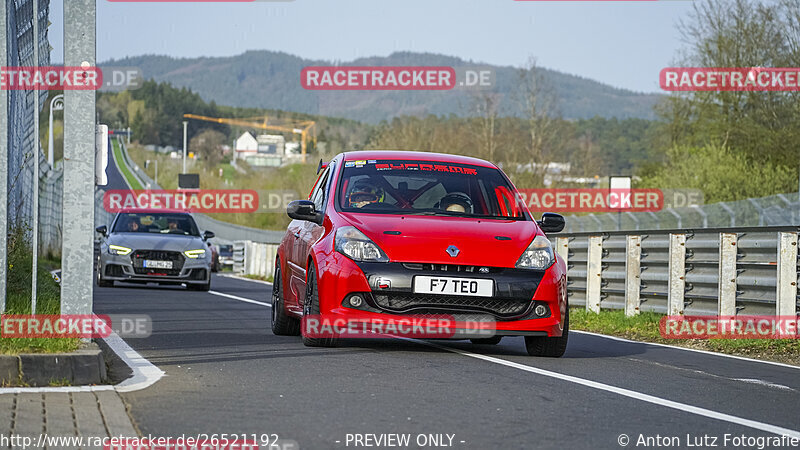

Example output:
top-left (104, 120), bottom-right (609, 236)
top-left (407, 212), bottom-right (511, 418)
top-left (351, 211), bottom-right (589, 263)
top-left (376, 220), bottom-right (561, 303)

top-left (515, 235), bottom-right (554, 270)
top-left (184, 249), bottom-right (206, 259)
top-left (335, 226), bottom-right (389, 262)
top-left (109, 245), bottom-right (132, 256)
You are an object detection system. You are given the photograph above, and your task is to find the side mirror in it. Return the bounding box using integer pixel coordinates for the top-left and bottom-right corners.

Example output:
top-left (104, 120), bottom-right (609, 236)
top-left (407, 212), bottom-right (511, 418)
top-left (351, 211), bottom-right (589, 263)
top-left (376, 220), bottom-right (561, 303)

top-left (537, 213), bottom-right (565, 234)
top-left (287, 200), bottom-right (322, 225)
top-left (95, 225), bottom-right (108, 236)
top-left (203, 230), bottom-right (215, 241)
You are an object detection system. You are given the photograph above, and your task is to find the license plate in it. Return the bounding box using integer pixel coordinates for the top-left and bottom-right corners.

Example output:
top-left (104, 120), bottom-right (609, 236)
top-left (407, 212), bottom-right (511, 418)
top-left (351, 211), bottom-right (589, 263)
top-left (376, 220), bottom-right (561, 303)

top-left (413, 276), bottom-right (493, 297)
top-left (143, 260), bottom-right (172, 269)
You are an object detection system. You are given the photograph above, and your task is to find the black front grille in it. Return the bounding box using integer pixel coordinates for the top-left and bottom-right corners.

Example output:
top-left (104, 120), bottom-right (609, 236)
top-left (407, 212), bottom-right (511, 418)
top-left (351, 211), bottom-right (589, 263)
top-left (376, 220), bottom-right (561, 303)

top-left (401, 263), bottom-right (500, 274)
top-left (372, 293), bottom-right (531, 318)
top-left (132, 250), bottom-right (185, 276)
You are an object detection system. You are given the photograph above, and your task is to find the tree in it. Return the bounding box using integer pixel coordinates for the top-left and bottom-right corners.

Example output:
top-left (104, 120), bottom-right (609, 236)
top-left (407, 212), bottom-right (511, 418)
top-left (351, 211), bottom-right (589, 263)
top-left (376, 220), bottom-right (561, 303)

top-left (190, 129), bottom-right (227, 168)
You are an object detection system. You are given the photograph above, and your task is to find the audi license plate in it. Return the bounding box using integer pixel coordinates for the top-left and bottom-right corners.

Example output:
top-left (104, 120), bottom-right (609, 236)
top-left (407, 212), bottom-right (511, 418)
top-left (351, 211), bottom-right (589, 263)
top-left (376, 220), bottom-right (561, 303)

top-left (413, 276), bottom-right (493, 297)
top-left (143, 260), bottom-right (173, 269)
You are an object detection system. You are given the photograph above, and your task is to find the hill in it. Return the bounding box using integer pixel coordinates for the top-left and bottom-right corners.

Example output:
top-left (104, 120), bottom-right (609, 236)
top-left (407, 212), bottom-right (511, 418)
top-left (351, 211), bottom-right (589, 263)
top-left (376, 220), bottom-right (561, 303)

top-left (103, 50), bottom-right (661, 123)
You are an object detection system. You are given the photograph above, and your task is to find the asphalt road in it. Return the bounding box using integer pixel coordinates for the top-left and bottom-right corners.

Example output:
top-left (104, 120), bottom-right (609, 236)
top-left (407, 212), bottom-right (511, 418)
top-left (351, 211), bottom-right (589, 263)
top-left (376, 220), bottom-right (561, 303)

top-left (93, 274), bottom-right (800, 450)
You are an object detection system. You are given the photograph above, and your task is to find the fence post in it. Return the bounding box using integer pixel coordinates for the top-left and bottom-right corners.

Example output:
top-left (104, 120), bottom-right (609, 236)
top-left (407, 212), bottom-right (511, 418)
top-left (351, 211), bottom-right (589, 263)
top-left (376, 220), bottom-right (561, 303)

top-left (0, 0), bottom-right (8, 312)
top-left (718, 233), bottom-right (738, 316)
top-left (61, 0), bottom-right (96, 316)
top-left (667, 234), bottom-right (686, 315)
top-left (625, 235), bottom-right (642, 316)
top-left (586, 236), bottom-right (602, 313)
top-left (776, 232), bottom-right (798, 317)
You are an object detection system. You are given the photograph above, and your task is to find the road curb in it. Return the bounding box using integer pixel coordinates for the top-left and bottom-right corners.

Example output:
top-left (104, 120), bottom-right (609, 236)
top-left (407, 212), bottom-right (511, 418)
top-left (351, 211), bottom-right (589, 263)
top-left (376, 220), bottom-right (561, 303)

top-left (0, 343), bottom-right (107, 387)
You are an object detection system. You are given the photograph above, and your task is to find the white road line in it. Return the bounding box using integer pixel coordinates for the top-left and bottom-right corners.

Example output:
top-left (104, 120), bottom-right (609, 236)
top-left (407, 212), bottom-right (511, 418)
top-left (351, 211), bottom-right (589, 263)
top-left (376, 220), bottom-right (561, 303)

top-left (209, 290), bottom-right (271, 307)
top-left (104, 330), bottom-right (166, 393)
top-left (573, 330), bottom-right (800, 370)
top-left (412, 339), bottom-right (800, 439)
top-left (200, 289), bottom-right (800, 438)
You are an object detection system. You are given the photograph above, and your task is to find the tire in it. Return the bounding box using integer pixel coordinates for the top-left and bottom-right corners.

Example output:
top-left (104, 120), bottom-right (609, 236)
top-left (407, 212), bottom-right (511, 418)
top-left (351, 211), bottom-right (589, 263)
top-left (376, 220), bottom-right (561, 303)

top-left (271, 264), bottom-right (300, 336)
top-left (301, 265), bottom-right (338, 347)
top-left (524, 309), bottom-right (568, 357)
top-left (470, 336), bottom-right (503, 345)
top-left (96, 263), bottom-right (114, 288)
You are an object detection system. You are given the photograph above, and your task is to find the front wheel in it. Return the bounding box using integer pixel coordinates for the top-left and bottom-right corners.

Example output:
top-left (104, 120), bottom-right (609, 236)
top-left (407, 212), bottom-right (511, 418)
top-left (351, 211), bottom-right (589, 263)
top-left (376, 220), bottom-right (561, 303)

top-left (96, 263), bottom-right (113, 288)
top-left (301, 265), bottom-right (338, 348)
top-left (524, 309), bottom-right (568, 357)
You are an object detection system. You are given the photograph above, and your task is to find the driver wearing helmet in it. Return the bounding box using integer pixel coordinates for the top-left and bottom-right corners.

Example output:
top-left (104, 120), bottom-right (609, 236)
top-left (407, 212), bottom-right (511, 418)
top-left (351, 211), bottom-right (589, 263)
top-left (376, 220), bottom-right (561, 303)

top-left (438, 192), bottom-right (473, 214)
top-left (347, 179), bottom-right (386, 208)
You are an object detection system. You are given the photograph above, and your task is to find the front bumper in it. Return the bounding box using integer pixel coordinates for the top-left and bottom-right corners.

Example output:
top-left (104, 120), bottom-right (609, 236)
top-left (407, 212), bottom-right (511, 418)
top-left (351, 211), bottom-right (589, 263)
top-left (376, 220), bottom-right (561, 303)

top-left (316, 256), bottom-right (566, 337)
top-left (99, 252), bottom-right (210, 285)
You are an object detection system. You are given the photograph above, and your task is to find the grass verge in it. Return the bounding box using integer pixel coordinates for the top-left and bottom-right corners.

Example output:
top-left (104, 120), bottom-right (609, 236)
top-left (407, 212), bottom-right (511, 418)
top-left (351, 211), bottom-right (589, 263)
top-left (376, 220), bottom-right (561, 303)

top-left (112, 138), bottom-right (143, 190)
top-left (1, 227), bottom-right (80, 355)
top-left (570, 308), bottom-right (800, 366)
top-left (241, 274), bottom-right (274, 283)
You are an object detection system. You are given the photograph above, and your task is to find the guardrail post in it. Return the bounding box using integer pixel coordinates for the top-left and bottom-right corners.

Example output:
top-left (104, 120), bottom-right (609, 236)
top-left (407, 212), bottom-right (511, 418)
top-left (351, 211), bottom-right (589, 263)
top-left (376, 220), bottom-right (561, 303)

top-left (776, 232), bottom-right (798, 317)
top-left (556, 237), bottom-right (569, 282)
top-left (667, 234), bottom-right (686, 315)
top-left (625, 235), bottom-right (642, 316)
top-left (586, 236), bottom-right (603, 313)
top-left (718, 233), bottom-right (738, 316)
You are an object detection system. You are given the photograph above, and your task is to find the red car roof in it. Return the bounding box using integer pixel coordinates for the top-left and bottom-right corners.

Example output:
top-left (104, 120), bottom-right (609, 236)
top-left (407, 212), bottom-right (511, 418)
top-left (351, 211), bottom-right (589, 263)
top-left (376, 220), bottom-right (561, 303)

top-left (341, 150), bottom-right (497, 168)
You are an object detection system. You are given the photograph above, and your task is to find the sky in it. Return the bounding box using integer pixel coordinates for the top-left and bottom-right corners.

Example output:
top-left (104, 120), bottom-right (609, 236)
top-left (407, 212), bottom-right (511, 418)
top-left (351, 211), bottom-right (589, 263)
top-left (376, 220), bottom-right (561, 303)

top-left (48, 0), bottom-right (697, 94)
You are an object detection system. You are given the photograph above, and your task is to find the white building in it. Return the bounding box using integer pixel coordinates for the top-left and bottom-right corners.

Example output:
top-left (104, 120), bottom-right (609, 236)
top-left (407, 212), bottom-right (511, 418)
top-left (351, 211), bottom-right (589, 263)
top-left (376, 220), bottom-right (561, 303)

top-left (234, 132), bottom-right (258, 155)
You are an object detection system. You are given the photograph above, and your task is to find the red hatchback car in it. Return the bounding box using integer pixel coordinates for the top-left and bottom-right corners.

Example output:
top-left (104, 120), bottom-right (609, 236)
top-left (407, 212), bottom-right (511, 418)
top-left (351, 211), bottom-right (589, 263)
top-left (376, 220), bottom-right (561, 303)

top-left (272, 151), bottom-right (569, 357)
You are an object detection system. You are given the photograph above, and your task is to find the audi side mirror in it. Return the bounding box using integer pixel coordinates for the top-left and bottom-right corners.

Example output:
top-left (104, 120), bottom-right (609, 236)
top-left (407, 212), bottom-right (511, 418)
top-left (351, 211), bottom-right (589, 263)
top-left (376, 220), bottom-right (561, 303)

top-left (95, 225), bottom-right (108, 236)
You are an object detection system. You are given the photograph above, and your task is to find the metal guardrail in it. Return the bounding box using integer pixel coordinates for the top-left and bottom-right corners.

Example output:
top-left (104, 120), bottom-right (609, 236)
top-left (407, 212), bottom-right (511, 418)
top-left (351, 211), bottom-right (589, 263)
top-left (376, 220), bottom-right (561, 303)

top-left (233, 241), bottom-right (278, 279)
top-left (554, 226), bottom-right (800, 316)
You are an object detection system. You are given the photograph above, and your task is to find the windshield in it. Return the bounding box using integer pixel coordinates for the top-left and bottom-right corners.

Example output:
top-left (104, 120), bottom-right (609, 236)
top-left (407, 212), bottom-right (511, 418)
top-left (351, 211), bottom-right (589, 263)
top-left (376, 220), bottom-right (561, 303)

top-left (112, 212), bottom-right (200, 236)
top-left (336, 160), bottom-right (528, 220)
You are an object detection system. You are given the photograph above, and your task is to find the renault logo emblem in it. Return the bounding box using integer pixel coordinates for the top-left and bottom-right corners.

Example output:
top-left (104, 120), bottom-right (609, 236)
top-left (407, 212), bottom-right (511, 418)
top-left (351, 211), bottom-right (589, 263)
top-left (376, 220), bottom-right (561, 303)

top-left (446, 245), bottom-right (460, 257)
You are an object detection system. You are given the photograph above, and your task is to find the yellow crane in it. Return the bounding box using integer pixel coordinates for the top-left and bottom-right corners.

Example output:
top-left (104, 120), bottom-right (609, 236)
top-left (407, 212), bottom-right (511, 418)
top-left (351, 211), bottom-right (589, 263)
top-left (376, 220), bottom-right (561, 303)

top-left (183, 113), bottom-right (316, 164)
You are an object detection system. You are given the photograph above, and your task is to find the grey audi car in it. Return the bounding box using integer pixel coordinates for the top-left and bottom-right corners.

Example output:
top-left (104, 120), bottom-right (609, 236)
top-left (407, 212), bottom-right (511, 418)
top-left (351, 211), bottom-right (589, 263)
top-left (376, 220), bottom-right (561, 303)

top-left (95, 210), bottom-right (214, 290)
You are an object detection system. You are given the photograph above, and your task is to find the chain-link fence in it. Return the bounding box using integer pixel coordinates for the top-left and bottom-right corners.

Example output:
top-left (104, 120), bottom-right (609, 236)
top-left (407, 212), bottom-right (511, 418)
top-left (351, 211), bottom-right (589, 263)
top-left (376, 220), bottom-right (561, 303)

top-left (6, 0), bottom-right (51, 225)
top-left (563, 192), bottom-right (800, 233)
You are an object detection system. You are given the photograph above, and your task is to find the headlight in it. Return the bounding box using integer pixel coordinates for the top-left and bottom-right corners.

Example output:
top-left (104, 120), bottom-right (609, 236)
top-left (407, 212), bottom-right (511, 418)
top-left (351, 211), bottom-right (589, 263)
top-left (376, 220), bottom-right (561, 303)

top-left (109, 245), bottom-right (132, 256)
top-left (184, 249), bottom-right (207, 259)
top-left (335, 226), bottom-right (389, 262)
top-left (515, 235), bottom-right (554, 270)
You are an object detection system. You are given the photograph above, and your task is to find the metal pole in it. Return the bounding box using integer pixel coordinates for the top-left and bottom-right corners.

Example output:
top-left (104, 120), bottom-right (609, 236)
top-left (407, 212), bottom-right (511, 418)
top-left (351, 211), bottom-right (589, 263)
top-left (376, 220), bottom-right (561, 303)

top-left (0, 0), bottom-right (9, 312)
top-left (127, 126), bottom-right (130, 146)
top-left (32, 0), bottom-right (40, 313)
top-left (155, 160), bottom-right (158, 185)
top-left (61, 0), bottom-right (96, 316)
top-left (47, 94), bottom-right (63, 168)
top-left (182, 121), bottom-right (188, 173)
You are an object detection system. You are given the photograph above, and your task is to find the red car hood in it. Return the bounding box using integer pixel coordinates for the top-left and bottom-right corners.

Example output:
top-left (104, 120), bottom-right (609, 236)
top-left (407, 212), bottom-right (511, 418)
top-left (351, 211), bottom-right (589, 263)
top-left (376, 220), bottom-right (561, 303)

top-left (339, 213), bottom-right (539, 267)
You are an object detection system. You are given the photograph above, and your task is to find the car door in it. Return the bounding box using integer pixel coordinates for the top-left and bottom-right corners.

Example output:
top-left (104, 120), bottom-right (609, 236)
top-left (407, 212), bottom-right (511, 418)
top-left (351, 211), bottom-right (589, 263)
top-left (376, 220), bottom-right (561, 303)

top-left (286, 165), bottom-right (331, 309)
top-left (295, 163), bottom-right (334, 307)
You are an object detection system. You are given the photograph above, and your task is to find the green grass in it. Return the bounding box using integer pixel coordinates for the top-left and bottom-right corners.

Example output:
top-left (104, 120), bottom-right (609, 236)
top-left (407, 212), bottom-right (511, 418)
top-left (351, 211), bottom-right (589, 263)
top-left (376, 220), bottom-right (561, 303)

top-left (242, 274), bottom-right (274, 283)
top-left (571, 308), bottom-right (800, 366)
top-left (112, 138), bottom-right (143, 190)
top-left (1, 228), bottom-right (80, 355)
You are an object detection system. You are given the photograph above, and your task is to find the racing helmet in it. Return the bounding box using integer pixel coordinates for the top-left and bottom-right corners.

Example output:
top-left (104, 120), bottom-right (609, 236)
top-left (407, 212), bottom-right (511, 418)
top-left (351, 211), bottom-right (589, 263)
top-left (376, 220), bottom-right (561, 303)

top-left (348, 179), bottom-right (385, 207)
top-left (439, 192), bottom-right (474, 213)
